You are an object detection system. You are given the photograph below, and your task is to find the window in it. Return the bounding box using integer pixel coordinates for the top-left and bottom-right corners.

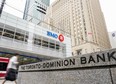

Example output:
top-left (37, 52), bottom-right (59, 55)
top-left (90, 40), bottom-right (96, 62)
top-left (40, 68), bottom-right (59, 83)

top-left (56, 41), bottom-right (61, 50)
top-left (34, 38), bottom-right (41, 46)
top-left (37, 6), bottom-right (46, 11)
top-left (15, 32), bottom-right (24, 41)
top-left (36, 9), bottom-right (46, 14)
top-left (49, 42), bottom-right (55, 49)
top-left (56, 44), bottom-right (60, 50)
top-left (3, 29), bottom-right (14, 38)
top-left (14, 29), bottom-right (28, 42)
top-left (42, 40), bottom-right (48, 47)
top-left (24, 32), bottom-right (29, 42)
top-left (0, 27), bottom-right (3, 35)
top-left (33, 34), bottom-right (42, 46)
top-left (42, 37), bottom-right (49, 47)
top-left (1, 25), bottom-right (29, 42)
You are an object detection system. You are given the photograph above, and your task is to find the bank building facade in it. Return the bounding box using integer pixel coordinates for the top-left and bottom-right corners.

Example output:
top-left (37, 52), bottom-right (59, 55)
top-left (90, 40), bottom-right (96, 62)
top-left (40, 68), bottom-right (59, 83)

top-left (0, 12), bottom-right (72, 61)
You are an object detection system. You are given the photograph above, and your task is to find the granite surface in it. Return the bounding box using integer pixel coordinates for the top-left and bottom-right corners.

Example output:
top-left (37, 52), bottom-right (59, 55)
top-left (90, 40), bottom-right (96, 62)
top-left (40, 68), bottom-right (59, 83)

top-left (111, 68), bottom-right (116, 84)
top-left (18, 68), bottom-right (112, 84)
top-left (18, 48), bottom-right (116, 84)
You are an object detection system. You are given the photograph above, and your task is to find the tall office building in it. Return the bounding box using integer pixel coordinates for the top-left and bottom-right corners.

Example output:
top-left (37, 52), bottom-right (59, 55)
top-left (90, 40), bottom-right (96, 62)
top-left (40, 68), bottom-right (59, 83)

top-left (45, 0), bottom-right (111, 56)
top-left (23, 0), bottom-right (50, 24)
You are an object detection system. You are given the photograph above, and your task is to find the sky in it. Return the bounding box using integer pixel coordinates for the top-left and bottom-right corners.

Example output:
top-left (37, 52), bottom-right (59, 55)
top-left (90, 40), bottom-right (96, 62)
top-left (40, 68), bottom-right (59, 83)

top-left (2, 0), bottom-right (116, 32)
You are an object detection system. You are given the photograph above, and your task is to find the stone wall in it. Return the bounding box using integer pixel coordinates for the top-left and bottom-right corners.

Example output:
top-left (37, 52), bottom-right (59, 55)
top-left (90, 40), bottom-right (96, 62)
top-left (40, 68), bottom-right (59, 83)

top-left (18, 48), bottom-right (116, 84)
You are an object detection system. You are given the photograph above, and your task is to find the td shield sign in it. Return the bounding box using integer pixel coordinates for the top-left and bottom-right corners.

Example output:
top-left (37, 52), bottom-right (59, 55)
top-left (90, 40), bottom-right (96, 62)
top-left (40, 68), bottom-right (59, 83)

top-left (47, 31), bottom-right (64, 42)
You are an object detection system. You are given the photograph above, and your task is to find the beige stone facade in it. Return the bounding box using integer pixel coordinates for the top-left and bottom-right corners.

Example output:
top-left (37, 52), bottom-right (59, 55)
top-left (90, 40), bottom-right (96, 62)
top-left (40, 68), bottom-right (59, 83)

top-left (44, 0), bottom-right (111, 56)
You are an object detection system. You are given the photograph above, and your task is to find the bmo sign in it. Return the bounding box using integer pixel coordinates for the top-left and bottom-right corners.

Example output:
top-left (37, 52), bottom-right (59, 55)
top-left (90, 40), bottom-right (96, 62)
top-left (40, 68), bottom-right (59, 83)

top-left (47, 31), bottom-right (64, 42)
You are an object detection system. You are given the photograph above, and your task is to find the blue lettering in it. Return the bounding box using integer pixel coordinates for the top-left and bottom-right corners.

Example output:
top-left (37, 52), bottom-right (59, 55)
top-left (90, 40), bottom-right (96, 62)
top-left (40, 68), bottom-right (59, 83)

top-left (55, 34), bottom-right (58, 38)
top-left (47, 31), bottom-right (58, 39)
top-left (47, 31), bottom-right (51, 36)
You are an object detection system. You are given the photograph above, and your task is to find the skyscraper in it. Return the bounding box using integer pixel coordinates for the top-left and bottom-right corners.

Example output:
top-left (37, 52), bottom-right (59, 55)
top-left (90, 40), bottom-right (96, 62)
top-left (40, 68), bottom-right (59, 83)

top-left (23, 0), bottom-right (50, 24)
top-left (45, 0), bottom-right (111, 56)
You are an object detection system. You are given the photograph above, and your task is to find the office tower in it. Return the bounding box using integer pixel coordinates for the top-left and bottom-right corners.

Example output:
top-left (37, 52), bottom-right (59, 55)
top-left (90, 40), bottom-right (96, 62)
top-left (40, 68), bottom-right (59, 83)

top-left (45, 0), bottom-right (111, 56)
top-left (23, 0), bottom-right (50, 24)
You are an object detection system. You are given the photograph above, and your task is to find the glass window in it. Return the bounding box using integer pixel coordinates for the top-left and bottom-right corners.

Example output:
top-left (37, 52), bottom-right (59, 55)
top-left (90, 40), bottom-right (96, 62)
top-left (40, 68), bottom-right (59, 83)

top-left (0, 27), bottom-right (3, 35)
top-left (34, 38), bottom-right (41, 46)
top-left (24, 32), bottom-right (29, 42)
top-left (56, 41), bottom-right (60, 50)
top-left (3, 29), bottom-right (14, 38)
top-left (15, 32), bottom-right (24, 41)
top-left (14, 29), bottom-right (28, 42)
top-left (49, 40), bottom-right (55, 49)
top-left (42, 40), bottom-right (48, 47)
top-left (42, 37), bottom-right (48, 47)
top-left (56, 44), bottom-right (60, 50)
top-left (49, 42), bottom-right (55, 49)
top-left (33, 34), bottom-right (42, 46)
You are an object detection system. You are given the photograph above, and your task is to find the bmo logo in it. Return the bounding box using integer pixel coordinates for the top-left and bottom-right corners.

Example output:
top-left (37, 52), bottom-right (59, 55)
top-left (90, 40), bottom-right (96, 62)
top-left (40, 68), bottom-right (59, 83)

top-left (58, 34), bottom-right (64, 42)
top-left (47, 31), bottom-right (64, 42)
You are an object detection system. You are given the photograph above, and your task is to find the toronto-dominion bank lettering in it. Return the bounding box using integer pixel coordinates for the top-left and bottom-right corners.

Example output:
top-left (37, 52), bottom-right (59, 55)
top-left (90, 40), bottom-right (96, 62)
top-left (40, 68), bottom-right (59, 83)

top-left (21, 59), bottom-right (75, 70)
top-left (20, 51), bottom-right (116, 71)
top-left (80, 51), bottom-right (116, 64)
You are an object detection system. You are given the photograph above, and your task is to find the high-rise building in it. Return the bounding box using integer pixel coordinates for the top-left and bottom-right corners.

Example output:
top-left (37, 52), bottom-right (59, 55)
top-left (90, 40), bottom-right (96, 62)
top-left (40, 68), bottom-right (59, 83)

top-left (23, 0), bottom-right (50, 24)
top-left (45, 0), bottom-right (111, 56)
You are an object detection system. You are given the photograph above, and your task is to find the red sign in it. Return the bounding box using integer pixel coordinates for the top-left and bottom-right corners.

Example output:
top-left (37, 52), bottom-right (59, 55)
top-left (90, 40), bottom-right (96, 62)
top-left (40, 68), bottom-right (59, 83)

top-left (58, 34), bottom-right (64, 42)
